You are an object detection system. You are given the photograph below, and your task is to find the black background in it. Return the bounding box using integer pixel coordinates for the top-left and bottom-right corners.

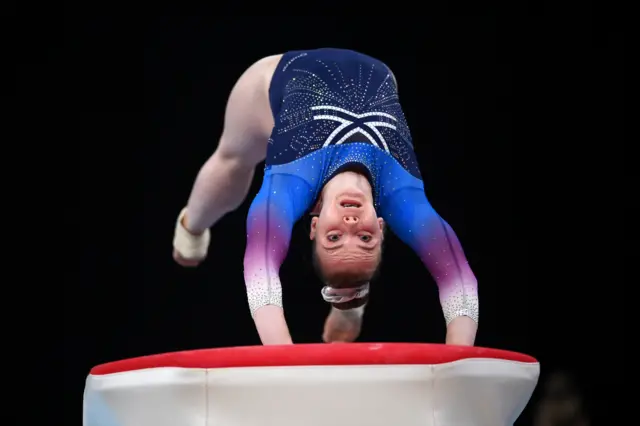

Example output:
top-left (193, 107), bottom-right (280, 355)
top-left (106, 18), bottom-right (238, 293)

top-left (51, 13), bottom-right (624, 425)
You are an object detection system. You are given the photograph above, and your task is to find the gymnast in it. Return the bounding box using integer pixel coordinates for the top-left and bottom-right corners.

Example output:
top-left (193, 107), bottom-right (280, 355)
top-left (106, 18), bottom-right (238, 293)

top-left (172, 48), bottom-right (478, 346)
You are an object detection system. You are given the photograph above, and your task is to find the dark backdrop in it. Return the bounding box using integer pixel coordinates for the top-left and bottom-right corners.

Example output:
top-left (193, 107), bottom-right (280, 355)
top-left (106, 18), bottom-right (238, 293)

top-left (56, 14), bottom-right (624, 425)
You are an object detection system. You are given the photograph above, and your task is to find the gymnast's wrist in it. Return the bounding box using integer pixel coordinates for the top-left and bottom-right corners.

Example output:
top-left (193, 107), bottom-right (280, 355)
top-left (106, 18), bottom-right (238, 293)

top-left (253, 305), bottom-right (292, 345)
top-left (445, 316), bottom-right (477, 346)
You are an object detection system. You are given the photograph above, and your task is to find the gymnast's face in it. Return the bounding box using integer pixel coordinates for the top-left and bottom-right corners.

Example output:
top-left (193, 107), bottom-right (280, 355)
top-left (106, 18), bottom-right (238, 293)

top-left (309, 177), bottom-right (384, 278)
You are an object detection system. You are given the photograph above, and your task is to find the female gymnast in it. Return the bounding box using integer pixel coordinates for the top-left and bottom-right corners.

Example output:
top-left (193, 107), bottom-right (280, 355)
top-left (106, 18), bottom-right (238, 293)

top-left (172, 48), bottom-right (478, 346)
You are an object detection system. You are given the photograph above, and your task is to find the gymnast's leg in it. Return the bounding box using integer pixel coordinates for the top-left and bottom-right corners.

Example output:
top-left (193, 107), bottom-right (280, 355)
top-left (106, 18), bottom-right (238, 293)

top-left (180, 56), bottom-right (280, 234)
top-left (322, 290), bottom-right (370, 343)
top-left (323, 305), bottom-right (365, 343)
top-left (173, 55), bottom-right (281, 266)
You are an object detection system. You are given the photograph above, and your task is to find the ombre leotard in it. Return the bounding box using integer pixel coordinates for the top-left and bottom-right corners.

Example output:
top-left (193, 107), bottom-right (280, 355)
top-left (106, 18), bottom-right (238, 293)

top-left (243, 48), bottom-right (478, 325)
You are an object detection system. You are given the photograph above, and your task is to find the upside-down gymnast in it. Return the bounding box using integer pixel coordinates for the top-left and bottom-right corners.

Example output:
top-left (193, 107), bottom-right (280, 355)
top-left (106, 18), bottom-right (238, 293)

top-left (172, 48), bottom-right (479, 346)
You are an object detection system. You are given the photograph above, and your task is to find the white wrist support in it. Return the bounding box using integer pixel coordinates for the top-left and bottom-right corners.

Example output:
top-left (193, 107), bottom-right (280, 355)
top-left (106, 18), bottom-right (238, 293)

top-left (173, 208), bottom-right (210, 260)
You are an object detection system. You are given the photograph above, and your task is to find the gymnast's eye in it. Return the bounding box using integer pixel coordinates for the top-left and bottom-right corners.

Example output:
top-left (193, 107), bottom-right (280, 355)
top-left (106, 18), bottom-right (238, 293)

top-left (327, 234), bottom-right (340, 242)
top-left (359, 235), bottom-right (372, 242)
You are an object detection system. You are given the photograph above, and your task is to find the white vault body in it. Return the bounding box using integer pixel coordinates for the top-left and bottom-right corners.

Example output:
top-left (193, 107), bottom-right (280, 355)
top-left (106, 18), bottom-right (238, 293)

top-left (84, 343), bottom-right (539, 426)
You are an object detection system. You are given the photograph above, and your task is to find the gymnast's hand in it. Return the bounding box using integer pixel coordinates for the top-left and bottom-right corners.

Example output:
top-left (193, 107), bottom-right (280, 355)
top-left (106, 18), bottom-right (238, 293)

top-left (322, 307), bottom-right (363, 343)
top-left (172, 208), bottom-right (210, 267)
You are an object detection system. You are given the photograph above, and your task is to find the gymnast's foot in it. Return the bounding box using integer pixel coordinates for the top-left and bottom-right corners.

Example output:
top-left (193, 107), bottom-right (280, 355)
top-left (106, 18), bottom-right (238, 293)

top-left (322, 307), bottom-right (363, 343)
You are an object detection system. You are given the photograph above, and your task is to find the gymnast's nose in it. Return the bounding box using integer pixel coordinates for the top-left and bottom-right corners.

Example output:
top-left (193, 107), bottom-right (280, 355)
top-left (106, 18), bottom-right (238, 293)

top-left (343, 215), bottom-right (359, 225)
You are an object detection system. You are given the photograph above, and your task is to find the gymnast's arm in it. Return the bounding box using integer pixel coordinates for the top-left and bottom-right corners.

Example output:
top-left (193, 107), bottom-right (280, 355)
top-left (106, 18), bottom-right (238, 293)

top-left (244, 170), bottom-right (314, 345)
top-left (380, 184), bottom-right (479, 346)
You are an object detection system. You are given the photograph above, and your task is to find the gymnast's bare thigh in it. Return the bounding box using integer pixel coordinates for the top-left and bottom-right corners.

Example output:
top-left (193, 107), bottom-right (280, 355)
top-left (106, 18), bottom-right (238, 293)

top-left (215, 54), bottom-right (283, 168)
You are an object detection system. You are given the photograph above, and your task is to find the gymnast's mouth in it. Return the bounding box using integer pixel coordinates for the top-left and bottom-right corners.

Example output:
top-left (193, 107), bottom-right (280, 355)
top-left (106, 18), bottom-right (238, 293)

top-left (339, 200), bottom-right (362, 208)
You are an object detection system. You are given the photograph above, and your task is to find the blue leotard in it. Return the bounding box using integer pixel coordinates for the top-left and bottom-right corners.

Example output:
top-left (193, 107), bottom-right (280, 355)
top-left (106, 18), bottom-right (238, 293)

top-left (244, 48), bottom-right (478, 325)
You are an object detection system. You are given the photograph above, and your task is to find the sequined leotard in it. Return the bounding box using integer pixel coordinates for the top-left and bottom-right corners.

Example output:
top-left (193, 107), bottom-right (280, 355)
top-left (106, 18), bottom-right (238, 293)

top-left (244, 48), bottom-right (478, 325)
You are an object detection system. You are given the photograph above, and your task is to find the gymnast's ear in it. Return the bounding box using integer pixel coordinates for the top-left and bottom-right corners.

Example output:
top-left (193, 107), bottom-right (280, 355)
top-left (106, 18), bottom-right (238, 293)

top-left (309, 216), bottom-right (319, 240)
top-left (378, 218), bottom-right (385, 235)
